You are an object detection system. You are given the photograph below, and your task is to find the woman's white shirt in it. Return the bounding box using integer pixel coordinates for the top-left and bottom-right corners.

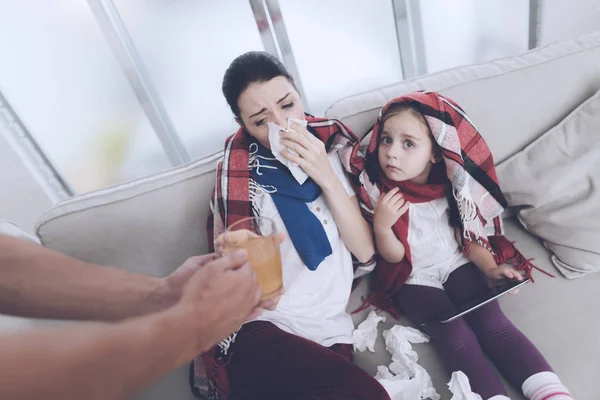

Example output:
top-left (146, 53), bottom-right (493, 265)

top-left (252, 154), bottom-right (356, 347)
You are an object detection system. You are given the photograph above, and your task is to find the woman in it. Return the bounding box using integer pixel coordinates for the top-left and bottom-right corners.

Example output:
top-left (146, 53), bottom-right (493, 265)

top-left (191, 51), bottom-right (390, 400)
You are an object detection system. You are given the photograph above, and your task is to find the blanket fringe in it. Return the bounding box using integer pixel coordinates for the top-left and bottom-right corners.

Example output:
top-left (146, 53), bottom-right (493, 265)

top-left (351, 292), bottom-right (400, 320)
top-left (511, 252), bottom-right (555, 282)
top-left (201, 349), bottom-right (232, 399)
top-left (490, 236), bottom-right (555, 282)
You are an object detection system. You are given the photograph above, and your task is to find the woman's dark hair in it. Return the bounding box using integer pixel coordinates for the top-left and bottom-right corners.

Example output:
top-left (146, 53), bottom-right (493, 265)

top-left (222, 51), bottom-right (295, 119)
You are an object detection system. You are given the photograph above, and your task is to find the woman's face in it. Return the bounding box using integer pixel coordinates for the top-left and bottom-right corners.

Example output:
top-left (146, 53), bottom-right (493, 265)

top-left (237, 76), bottom-right (305, 148)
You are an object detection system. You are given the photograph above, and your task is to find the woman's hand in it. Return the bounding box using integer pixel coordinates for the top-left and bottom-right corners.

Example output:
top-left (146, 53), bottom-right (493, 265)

top-left (279, 122), bottom-right (337, 190)
top-left (374, 188), bottom-right (410, 231)
top-left (258, 287), bottom-right (285, 311)
top-left (215, 231), bottom-right (286, 254)
top-left (281, 124), bottom-right (375, 262)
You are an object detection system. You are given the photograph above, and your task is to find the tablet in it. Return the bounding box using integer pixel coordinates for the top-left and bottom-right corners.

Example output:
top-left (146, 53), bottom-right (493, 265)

top-left (437, 278), bottom-right (530, 324)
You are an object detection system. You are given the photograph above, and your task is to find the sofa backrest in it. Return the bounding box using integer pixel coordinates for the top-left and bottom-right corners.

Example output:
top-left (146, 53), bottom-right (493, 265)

top-left (36, 32), bottom-right (600, 278)
top-left (325, 32), bottom-right (600, 164)
top-left (36, 153), bottom-right (221, 276)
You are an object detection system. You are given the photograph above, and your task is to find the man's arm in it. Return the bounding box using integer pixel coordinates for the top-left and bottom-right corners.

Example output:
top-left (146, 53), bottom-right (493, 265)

top-left (0, 251), bottom-right (262, 400)
top-left (0, 234), bottom-right (193, 321)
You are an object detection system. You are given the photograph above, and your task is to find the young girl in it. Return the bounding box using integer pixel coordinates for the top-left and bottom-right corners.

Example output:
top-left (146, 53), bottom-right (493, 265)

top-left (351, 91), bottom-right (572, 400)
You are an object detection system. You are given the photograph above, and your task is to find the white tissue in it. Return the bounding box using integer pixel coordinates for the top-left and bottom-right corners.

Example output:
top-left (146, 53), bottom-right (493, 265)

top-left (375, 325), bottom-right (440, 400)
top-left (352, 311), bottom-right (386, 352)
top-left (384, 326), bottom-right (430, 378)
top-left (447, 371), bottom-right (483, 400)
top-left (353, 312), bottom-right (483, 400)
top-left (376, 366), bottom-right (440, 400)
top-left (268, 118), bottom-right (309, 184)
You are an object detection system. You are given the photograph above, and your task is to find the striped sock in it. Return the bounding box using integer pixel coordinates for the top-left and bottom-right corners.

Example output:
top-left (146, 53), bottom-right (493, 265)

top-left (522, 371), bottom-right (573, 400)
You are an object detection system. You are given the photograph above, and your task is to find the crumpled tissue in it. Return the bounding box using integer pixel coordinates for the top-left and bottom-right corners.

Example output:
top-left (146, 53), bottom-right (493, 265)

top-left (267, 118), bottom-right (309, 184)
top-left (447, 371), bottom-right (483, 400)
top-left (352, 312), bottom-right (483, 400)
top-left (375, 325), bottom-right (440, 400)
top-left (352, 310), bottom-right (386, 352)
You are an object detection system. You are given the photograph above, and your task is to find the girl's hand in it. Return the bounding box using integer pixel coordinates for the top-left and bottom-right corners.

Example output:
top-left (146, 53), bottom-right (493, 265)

top-left (485, 264), bottom-right (524, 295)
top-left (279, 122), bottom-right (337, 190)
top-left (374, 187), bottom-right (410, 231)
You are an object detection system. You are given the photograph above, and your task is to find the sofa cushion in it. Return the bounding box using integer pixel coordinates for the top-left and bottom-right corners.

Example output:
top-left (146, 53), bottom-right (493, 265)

top-left (36, 153), bottom-right (221, 276)
top-left (497, 89), bottom-right (600, 279)
top-left (325, 32), bottom-right (600, 164)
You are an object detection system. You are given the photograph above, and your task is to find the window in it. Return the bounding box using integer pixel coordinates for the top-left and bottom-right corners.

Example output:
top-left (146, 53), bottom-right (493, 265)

top-left (0, 1), bottom-right (169, 193)
top-left (0, 0), bottom-right (535, 197)
top-left (114, 0), bottom-right (265, 160)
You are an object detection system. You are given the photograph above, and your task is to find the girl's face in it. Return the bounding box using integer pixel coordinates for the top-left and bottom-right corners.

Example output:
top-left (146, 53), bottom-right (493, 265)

top-left (377, 110), bottom-right (437, 185)
top-left (237, 76), bottom-right (305, 148)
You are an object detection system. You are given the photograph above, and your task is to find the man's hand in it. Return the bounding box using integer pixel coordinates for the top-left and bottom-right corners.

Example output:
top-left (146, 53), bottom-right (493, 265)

top-left (0, 249), bottom-right (259, 400)
top-left (158, 254), bottom-right (221, 307)
top-left (214, 231), bottom-right (286, 312)
top-left (178, 250), bottom-right (262, 353)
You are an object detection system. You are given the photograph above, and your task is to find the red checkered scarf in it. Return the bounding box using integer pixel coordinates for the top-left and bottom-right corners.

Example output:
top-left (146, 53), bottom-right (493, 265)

top-left (195, 115), bottom-right (365, 399)
top-left (207, 115), bottom-right (361, 251)
top-left (345, 91), bottom-right (552, 318)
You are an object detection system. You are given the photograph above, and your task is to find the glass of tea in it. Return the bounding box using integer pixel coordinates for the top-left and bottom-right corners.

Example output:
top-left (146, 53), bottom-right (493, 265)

top-left (222, 217), bottom-right (283, 301)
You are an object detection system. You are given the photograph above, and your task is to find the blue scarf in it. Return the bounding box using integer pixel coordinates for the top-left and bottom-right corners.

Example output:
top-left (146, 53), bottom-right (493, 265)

top-left (252, 142), bottom-right (332, 270)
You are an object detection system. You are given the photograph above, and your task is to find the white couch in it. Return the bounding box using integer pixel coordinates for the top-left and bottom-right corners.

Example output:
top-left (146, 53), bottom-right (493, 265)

top-left (35, 32), bottom-right (600, 399)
